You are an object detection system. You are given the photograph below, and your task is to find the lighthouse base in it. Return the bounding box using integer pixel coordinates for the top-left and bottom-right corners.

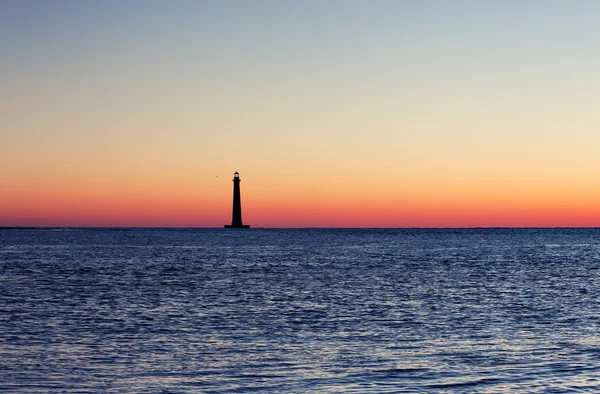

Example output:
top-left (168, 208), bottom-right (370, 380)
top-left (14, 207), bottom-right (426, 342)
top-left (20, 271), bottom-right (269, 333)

top-left (224, 224), bottom-right (250, 228)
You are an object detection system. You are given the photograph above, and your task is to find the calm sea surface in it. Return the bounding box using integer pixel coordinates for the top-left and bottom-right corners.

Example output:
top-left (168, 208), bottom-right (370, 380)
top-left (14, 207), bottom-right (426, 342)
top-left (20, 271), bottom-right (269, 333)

top-left (2, 228), bottom-right (600, 393)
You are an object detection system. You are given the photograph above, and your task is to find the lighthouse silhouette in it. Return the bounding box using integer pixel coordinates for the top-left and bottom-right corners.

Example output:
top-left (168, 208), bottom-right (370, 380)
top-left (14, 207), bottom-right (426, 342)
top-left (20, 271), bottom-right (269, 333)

top-left (224, 171), bottom-right (250, 228)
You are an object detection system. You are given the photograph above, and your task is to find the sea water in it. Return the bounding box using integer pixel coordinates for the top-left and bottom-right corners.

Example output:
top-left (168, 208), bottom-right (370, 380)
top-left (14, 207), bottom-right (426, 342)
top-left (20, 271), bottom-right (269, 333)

top-left (1, 228), bottom-right (600, 392)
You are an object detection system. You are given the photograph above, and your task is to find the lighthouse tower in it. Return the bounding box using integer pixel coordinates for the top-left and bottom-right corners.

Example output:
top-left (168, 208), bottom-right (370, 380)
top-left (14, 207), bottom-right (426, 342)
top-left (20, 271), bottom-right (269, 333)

top-left (224, 171), bottom-right (250, 228)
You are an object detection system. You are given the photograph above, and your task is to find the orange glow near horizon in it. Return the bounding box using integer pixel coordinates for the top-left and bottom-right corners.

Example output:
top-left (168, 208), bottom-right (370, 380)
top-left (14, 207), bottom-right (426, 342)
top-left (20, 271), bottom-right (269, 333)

top-left (3, 170), bottom-right (600, 227)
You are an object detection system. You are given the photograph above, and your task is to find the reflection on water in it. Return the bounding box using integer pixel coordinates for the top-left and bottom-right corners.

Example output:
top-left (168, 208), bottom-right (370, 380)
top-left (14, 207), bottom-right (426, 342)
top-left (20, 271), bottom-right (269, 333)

top-left (2, 228), bottom-right (600, 392)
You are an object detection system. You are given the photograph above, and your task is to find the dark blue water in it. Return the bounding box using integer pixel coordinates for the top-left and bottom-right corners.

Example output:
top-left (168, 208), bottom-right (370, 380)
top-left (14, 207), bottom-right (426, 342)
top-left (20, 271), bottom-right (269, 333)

top-left (2, 228), bottom-right (600, 392)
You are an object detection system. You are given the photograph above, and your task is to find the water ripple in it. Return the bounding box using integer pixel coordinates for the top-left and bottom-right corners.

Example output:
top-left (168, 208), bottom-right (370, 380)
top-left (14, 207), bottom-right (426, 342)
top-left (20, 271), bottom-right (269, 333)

top-left (2, 228), bottom-right (600, 392)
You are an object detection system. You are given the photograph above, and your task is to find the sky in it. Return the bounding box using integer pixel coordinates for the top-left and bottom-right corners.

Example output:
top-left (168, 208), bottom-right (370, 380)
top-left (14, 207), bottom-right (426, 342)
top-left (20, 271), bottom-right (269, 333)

top-left (2, 1), bottom-right (600, 227)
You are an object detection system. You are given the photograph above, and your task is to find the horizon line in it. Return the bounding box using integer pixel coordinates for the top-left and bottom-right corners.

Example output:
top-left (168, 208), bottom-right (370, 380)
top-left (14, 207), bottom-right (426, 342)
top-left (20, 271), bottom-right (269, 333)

top-left (3, 226), bottom-right (600, 230)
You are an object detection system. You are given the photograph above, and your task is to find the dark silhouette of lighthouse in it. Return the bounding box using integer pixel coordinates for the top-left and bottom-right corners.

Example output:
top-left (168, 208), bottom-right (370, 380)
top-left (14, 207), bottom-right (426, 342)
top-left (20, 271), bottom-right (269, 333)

top-left (224, 171), bottom-right (250, 228)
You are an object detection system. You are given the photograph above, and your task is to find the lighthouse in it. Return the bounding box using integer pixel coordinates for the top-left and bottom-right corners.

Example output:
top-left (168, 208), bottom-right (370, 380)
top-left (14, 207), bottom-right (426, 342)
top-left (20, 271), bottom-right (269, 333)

top-left (224, 171), bottom-right (250, 228)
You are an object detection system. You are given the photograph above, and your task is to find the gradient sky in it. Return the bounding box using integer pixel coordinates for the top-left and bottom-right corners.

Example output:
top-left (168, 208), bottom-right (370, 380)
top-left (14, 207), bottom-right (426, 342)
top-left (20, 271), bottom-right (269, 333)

top-left (2, 1), bottom-right (600, 227)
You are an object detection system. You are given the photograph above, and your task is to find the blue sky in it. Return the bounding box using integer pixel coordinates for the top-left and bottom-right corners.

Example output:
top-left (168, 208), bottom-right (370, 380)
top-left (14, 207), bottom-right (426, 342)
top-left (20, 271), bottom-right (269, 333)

top-left (3, 1), bottom-right (600, 226)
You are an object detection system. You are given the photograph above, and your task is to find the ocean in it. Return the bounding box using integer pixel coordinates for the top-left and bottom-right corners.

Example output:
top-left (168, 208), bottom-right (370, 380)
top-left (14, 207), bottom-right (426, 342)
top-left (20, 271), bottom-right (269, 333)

top-left (1, 228), bottom-right (600, 392)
